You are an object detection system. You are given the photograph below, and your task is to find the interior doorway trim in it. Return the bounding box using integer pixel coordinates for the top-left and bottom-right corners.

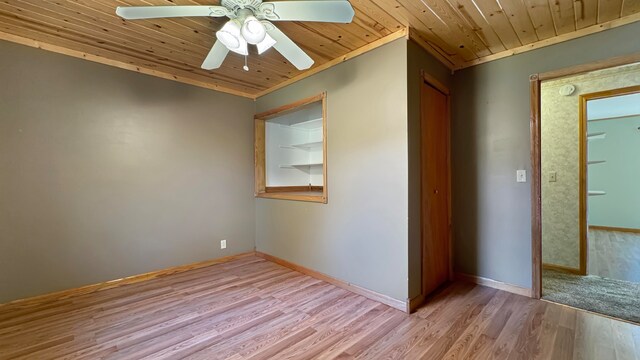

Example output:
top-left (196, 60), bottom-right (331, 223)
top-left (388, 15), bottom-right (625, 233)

top-left (529, 53), bottom-right (640, 299)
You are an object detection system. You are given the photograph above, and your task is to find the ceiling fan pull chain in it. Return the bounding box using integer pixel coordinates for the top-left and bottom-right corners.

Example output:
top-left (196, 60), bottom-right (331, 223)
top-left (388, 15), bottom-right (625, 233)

top-left (243, 55), bottom-right (249, 71)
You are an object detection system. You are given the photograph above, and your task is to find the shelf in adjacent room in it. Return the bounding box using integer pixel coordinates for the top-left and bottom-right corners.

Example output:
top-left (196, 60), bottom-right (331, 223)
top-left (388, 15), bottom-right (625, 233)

top-left (587, 160), bottom-right (606, 165)
top-left (588, 190), bottom-right (606, 196)
top-left (587, 132), bottom-right (606, 140)
top-left (290, 141), bottom-right (323, 150)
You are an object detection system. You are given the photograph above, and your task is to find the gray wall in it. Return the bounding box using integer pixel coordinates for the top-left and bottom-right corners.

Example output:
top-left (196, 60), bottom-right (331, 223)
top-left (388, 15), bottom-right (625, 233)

top-left (406, 40), bottom-right (453, 298)
top-left (451, 21), bottom-right (640, 288)
top-left (0, 41), bottom-right (256, 303)
top-left (255, 39), bottom-right (409, 301)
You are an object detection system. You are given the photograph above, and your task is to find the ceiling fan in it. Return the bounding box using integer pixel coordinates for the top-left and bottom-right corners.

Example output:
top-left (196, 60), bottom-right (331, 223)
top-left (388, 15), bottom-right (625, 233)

top-left (116, 0), bottom-right (355, 71)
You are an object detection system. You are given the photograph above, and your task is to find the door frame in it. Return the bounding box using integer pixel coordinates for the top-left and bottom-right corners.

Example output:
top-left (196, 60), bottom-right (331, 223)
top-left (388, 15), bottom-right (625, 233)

top-left (411, 70), bottom-right (452, 312)
top-left (529, 54), bottom-right (640, 299)
top-left (579, 85), bottom-right (640, 273)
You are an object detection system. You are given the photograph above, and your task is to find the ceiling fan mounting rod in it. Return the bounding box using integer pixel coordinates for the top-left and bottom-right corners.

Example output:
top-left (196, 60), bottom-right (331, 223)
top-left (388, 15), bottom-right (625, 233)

top-left (235, 8), bottom-right (253, 22)
top-left (221, 0), bottom-right (279, 21)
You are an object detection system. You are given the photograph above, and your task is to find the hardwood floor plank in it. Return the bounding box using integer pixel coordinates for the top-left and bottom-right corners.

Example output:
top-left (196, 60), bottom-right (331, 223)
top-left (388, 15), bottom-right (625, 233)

top-left (245, 327), bottom-right (318, 360)
top-left (506, 300), bottom-right (547, 359)
top-left (351, 315), bottom-right (424, 359)
top-left (184, 311), bottom-right (310, 360)
top-left (488, 294), bottom-right (538, 358)
top-left (537, 303), bottom-right (562, 359)
top-left (338, 311), bottom-right (408, 357)
top-left (418, 288), bottom-right (498, 359)
top-left (611, 320), bottom-right (639, 360)
top-left (274, 304), bottom-right (389, 359)
top-left (310, 307), bottom-right (401, 359)
top-left (550, 326), bottom-right (575, 360)
top-left (148, 310), bottom-right (296, 360)
top-left (0, 255), bottom-right (638, 359)
top-left (442, 290), bottom-right (511, 359)
top-left (465, 295), bottom-right (516, 358)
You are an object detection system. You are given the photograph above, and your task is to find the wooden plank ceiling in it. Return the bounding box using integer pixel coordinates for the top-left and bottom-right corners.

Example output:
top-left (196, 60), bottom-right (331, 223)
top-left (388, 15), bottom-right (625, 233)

top-left (0, 0), bottom-right (639, 98)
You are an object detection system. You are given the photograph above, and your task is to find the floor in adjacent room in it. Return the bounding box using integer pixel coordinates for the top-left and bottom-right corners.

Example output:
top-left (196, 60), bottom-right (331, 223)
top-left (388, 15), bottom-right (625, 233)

top-left (542, 229), bottom-right (640, 324)
top-left (1, 256), bottom-right (639, 360)
top-left (543, 268), bottom-right (640, 324)
top-left (589, 229), bottom-right (640, 283)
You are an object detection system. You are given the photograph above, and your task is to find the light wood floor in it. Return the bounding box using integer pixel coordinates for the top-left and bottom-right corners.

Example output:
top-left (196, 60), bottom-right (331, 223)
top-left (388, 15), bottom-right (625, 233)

top-left (1, 256), bottom-right (639, 359)
top-left (589, 229), bottom-right (640, 283)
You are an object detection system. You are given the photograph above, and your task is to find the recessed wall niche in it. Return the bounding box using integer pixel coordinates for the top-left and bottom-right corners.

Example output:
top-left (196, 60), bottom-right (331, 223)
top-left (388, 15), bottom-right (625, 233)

top-left (254, 92), bottom-right (327, 203)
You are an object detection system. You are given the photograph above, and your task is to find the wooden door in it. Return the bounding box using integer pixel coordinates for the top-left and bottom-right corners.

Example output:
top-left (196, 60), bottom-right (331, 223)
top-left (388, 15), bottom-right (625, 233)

top-left (421, 79), bottom-right (451, 297)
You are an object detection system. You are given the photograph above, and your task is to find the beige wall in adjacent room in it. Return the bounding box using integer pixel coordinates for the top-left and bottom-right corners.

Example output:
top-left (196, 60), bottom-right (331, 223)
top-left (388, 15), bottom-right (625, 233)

top-left (541, 63), bottom-right (640, 269)
top-left (0, 40), bottom-right (256, 303)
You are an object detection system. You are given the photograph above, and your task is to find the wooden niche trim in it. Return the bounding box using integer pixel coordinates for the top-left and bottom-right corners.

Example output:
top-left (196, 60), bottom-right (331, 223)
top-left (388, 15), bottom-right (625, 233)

top-left (265, 186), bottom-right (324, 193)
top-left (254, 92), bottom-right (328, 204)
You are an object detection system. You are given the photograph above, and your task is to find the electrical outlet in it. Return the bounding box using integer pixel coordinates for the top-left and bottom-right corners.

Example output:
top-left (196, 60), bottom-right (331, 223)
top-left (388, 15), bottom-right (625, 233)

top-left (220, 240), bottom-right (227, 249)
top-left (549, 171), bottom-right (557, 182)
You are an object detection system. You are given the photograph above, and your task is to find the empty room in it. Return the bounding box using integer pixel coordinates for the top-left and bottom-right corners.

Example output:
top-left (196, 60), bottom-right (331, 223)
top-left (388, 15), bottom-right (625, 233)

top-left (0, 0), bottom-right (639, 359)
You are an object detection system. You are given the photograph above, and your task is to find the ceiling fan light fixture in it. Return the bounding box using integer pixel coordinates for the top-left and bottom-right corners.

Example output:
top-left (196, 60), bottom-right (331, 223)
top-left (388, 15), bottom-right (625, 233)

top-left (230, 37), bottom-right (249, 56)
top-left (115, 0), bottom-right (357, 71)
top-left (216, 20), bottom-right (242, 50)
top-left (256, 33), bottom-right (277, 55)
top-left (241, 16), bottom-right (266, 45)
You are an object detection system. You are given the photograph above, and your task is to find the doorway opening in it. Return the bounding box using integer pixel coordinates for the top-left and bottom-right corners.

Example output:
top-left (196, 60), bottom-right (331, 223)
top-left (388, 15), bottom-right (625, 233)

top-left (531, 58), bottom-right (640, 324)
top-left (582, 87), bottom-right (640, 282)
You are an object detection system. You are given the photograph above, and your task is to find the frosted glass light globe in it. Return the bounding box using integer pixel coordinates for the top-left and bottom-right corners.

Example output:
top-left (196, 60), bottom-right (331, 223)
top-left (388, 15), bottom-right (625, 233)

top-left (241, 16), bottom-right (266, 45)
top-left (216, 20), bottom-right (242, 50)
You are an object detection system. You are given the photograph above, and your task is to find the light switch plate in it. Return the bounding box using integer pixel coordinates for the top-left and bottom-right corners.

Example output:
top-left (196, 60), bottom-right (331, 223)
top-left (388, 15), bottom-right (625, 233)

top-left (516, 170), bottom-right (527, 183)
top-left (549, 171), bottom-right (557, 182)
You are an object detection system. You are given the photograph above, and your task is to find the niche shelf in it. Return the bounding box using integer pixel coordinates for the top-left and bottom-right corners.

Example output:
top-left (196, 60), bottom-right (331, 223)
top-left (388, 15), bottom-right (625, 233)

top-left (588, 190), bottom-right (606, 196)
top-left (290, 118), bottom-right (323, 130)
top-left (280, 162), bottom-right (323, 168)
top-left (291, 141), bottom-right (323, 150)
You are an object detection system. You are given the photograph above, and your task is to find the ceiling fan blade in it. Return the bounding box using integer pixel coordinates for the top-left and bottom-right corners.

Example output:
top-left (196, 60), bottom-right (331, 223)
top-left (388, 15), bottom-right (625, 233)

top-left (116, 6), bottom-right (230, 20)
top-left (258, 1), bottom-right (355, 23)
top-left (264, 22), bottom-right (314, 70)
top-left (201, 41), bottom-right (230, 70)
